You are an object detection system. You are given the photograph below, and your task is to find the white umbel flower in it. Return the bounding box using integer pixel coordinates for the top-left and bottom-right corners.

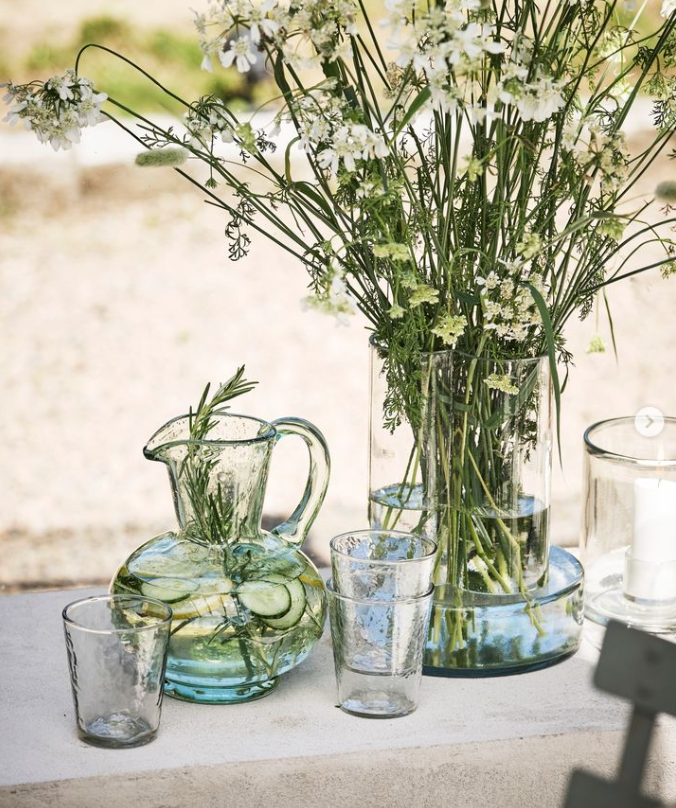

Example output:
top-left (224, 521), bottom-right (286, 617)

top-left (317, 124), bottom-right (388, 175)
top-left (514, 76), bottom-right (566, 123)
top-left (219, 35), bottom-right (258, 72)
top-left (248, 0), bottom-right (279, 42)
top-left (1, 71), bottom-right (107, 152)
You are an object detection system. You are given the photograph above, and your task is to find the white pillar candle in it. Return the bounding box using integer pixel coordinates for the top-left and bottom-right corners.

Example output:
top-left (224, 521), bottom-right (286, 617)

top-left (624, 477), bottom-right (676, 602)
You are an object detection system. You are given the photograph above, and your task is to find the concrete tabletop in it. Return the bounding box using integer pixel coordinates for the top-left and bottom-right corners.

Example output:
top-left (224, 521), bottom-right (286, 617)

top-left (2, 587), bottom-right (675, 808)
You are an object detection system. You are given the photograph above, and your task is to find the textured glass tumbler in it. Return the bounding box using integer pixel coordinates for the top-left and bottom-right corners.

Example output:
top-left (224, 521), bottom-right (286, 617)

top-left (63, 595), bottom-right (172, 748)
top-left (328, 582), bottom-right (433, 718)
top-left (330, 529), bottom-right (437, 601)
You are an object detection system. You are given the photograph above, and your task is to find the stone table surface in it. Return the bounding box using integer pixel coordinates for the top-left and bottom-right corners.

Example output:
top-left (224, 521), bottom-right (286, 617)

top-left (2, 587), bottom-right (676, 808)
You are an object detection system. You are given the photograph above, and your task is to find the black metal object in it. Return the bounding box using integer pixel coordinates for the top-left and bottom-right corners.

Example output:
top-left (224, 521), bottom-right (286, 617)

top-left (563, 620), bottom-right (676, 808)
top-left (566, 771), bottom-right (662, 808)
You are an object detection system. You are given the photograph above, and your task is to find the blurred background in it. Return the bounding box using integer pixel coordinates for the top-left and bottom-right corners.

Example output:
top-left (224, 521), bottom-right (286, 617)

top-left (1, 0), bottom-right (675, 592)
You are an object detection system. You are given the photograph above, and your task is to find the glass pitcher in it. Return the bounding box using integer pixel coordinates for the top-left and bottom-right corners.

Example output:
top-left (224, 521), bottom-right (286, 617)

top-left (111, 412), bottom-right (330, 704)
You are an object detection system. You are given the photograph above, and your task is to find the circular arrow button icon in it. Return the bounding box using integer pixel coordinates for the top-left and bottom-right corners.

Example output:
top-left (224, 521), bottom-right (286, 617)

top-left (635, 407), bottom-right (665, 438)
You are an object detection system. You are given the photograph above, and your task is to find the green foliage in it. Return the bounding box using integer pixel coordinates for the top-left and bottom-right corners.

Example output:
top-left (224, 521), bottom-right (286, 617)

top-left (25, 43), bottom-right (71, 73)
top-left (147, 29), bottom-right (200, 64)
top-left (18, 14), bottom-right (261, 112)
top-left (183, 368), bottom-right (257, 546)
top-left (78, 15), bottom-right (131, 46)
top-left (188, 367), bottom-right (257, 442)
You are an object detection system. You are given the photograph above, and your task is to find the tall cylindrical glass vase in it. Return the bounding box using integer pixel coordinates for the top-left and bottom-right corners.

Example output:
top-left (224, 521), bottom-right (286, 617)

top-left (368, 340), bottom-right (583, 675)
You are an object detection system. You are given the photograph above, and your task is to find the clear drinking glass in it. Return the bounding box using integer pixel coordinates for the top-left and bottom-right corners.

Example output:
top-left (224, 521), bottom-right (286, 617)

top-left (330, 529), bottom-right (437, 601)
top-left (328, 582), bottom-right (433, 718)
top-left (62, 595), bottom-right (172, 748)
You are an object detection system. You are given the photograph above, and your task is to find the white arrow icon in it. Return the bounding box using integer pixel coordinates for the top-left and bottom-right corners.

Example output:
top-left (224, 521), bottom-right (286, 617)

top-left (635, 407), bottom-right (664, 438)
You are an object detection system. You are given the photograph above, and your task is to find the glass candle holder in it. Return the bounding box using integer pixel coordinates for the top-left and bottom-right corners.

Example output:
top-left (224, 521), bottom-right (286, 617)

top-left (581, 417), bottom-right (676, 634)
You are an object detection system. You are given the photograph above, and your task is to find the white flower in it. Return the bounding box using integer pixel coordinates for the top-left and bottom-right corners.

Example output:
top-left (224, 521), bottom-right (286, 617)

top-left (248, 0), bottom-right (280, 43)
top-left (408, 284), bottom-right (439, 307)
top-left (586, 335), bottom-right (607, 354)
top-left (3, 99), bottom-right (27, 126)
top-left (1, 71), bottom-right (108, 152)
top-left (514, 76), bottom-right (566, 123)
top-left (0, 81), bottom-right (14, 104)
top-left (76, 87), bottom-right (108, 126)
top-left (46, 74), bottom-right (75, 102)
top-left (388, 34), bottom-right (424, 70)
top-left (302, 261), bottom-right (357, 325)
top-left (428, 75), bottom-right (459, 114)
top-left (219, 35), bottom-right (258, 73)
top-left (432, 313), bottom-right (467, 346)
top-left (317, 123), bottom-right (388, 175)
top-left (317, 146), bottom-right (340, 175)
top-left (662, 0), bottom-right (676, 17)
top-left (449, 23), bottom-right (504, 65)
top-left (477, 270), bottom-right (499, 290)
top-left (484, 374), bottom-right (519, 395)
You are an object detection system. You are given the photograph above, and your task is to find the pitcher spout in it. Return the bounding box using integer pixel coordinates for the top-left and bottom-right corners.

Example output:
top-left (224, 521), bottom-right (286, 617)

top-left (144, 413), bottom-right (277, 544)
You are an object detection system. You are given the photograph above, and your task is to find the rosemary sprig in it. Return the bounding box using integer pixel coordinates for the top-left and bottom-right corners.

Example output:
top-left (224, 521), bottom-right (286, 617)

top-left (188, 366), bottom-right (258, 442)
top-left (182, 367), bottom-right (257, 546)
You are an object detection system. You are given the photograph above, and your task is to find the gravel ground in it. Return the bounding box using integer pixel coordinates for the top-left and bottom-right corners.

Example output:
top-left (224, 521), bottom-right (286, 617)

top-left (2, 114), bottom-right (675, 591)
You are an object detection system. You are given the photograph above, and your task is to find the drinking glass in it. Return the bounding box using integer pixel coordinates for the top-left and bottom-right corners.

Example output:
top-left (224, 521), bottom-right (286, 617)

top-left (328, 581), bottom-right (433, 718)
top-left (62, 595), bottom-right (172, 748)
top-left (330, 529), bottom-right (437, 601)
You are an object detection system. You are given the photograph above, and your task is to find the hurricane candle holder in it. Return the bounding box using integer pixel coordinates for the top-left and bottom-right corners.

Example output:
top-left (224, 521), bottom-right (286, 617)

top-left (582, 417), bottom-right (676, 636)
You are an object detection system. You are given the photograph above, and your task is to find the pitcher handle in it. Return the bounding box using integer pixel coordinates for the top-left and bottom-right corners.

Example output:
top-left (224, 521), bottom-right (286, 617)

top-left (269, 417), bottom-right (330, 546)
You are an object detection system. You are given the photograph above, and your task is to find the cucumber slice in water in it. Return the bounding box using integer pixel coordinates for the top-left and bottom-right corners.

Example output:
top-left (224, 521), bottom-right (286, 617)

top-left (172, 593), bottom-right (236, 621)
top-left (262, 578), bottom-right (307, 630)
top-left (140, 578), bottom-right (197, 603)
top-left (238, 580), bottom-right (292, 618)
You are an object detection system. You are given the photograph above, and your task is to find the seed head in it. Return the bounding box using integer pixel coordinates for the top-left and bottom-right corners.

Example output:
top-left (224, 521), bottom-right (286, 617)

top-left (135, 147), bottom-right (189, 168)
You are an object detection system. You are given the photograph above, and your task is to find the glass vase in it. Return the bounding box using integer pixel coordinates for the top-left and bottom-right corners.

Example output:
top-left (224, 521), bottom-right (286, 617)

top-left (582, 417), bottom-right (676, 639)
top-left (368, 340), bottom-right (583, 675)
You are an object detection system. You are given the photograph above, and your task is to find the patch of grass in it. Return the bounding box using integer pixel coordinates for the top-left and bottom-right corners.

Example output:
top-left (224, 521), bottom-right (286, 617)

top-left (15, 14), bottom-right (270, 114)
top-left (147, 29), bottom-right (201, 65)
top-left (78, 15), bottom-right (131, 46)
top-left (25, 43), bottom-right (72, 73)
top-left (0, 198), bottom-right (18, 220)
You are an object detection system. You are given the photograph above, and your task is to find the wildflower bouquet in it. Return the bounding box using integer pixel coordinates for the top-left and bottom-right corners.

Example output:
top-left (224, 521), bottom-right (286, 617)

top-left (5, 0), bottom-right (676, 669)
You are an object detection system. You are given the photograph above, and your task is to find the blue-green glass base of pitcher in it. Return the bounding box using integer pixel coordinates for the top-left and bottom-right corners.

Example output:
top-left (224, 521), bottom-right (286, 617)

top-left (112, 531), bottom-right (327, 705)
top-left (423, 547), bottom-right (584, 677)
top-left (164, 676), bottom-right (279, 704)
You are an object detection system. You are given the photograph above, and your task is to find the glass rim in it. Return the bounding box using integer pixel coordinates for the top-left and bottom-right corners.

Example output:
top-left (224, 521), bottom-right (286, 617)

top-left (368, 334), bottom-right (545, 364)
top-left (329, 529), bottom-right (437, 564)
top-left (584, 417), bottom-right (676, 465)
top-left (62, 595), bottom-right (173, 635)
top-left (144, 411), bottom-right (277, 458)
top-left (326, 579), bottom-right (435, 605)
